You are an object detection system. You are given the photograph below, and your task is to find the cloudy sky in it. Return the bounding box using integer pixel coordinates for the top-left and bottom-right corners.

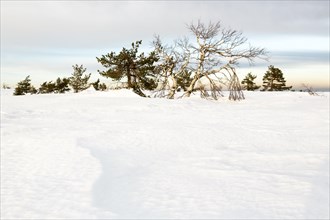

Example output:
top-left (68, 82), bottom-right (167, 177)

top-left (1, 1), bottom-right (329, 90)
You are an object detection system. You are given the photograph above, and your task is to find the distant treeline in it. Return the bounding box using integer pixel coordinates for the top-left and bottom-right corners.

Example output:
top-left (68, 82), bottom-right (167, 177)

top-left (11, 20), bottom-right (298, 100)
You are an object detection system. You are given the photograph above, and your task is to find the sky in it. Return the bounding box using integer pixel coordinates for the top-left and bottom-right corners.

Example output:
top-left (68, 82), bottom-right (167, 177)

top-left (1, 0), bottom-right (329, 90)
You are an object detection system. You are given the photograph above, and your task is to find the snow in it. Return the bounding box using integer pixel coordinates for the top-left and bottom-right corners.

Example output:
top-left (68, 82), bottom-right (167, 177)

top-left (1, 89), bottom-right (329, 219)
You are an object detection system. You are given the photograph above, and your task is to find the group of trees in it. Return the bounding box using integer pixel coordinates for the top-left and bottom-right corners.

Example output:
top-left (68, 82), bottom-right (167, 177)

top-left (96, 19), bottom-right (293, 99)
top-left (38, 77), bottom-right (70, 94)
top-left (13, 65), bottom-right (107, 96)
top-left (13, 20), bottom-right (293, 99)
top-left (96, 20), bottom-right (267, 100)
top-left (241, 65), bottom-right (292, 91)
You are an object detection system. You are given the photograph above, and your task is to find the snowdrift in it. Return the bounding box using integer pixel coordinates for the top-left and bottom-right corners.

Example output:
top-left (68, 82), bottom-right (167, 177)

top-left (1, 90), bottom-right (329, 219)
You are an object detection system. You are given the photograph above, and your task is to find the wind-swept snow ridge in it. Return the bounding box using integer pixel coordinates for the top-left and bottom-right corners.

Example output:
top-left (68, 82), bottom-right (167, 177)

top-left (1, 90), bottom-right (329, 219)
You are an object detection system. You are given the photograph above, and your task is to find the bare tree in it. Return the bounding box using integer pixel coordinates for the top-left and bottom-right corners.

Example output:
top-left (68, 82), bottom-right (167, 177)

top-left (152, 20), bottom-right (267, 101)
top-left (152, 35), bottom-right (191, 99)
top-left (184, 20), bottom-right (268, 100)
top-left (302, 83), bottom-right (319, 96)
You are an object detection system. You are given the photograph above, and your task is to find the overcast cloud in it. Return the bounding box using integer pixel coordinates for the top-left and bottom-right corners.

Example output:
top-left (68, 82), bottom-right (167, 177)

top-left (2, 1), bottom-right (329, 49)
top-left (1, 1), bottom-right (329, 89)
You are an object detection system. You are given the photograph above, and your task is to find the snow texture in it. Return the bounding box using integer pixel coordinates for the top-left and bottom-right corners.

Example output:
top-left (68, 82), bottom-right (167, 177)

top-left (1, 89), bottom-right (329, 219)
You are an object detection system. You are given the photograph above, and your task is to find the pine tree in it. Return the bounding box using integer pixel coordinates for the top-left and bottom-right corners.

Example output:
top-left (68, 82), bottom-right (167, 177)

top-left (91, 79), bottom-right (107, 91)
top-left (55, 77), bottom-right (70, 93)
top-left (99, 83), bottom-right (107, 91)
top-left (13, 75), bottom-right (37, 95)
top-left (69, 64), bottom-right (91, 93)
top-left (39, 81), bottom-right (56, 94)
top-left (97, 40), bottom-right (159, 97)
top-left (91, 79), bottom-right (100, 90)
top-left (262, 65), bottom-right (292, 91)
top-left (241, 73), bottom-right (260, 91)
top-left (30, 86), bottom-right (37, 94)
top-left (39, 78), bottom-right (70, 94)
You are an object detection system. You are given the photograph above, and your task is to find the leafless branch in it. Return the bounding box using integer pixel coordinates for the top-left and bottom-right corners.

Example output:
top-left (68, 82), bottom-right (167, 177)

top-left (302, 83), bottom-right (319, 96)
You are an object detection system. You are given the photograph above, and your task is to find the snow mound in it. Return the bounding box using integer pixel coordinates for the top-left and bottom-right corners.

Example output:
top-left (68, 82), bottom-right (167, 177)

top-left (74, 88), bottom-right (142, 98)
top-left (1, 91), bottom-right (329, 219)
top-left (102, 89), bottom-right (143, 98)
top-left (79, 86), bottom-right (98, 94)
top-left (0, 89), bottom-right (14, 96)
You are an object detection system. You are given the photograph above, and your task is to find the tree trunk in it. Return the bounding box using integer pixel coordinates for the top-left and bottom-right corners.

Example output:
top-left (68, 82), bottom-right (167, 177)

top-left (185, 51), bottom-right (204, 97)
top-left (168, 76), bottom-right (177, 99)
top-left (185, 75), bottom-right (200, 97)
top-left (127, 68), bottom-right (132, 88)
top-left (228, 73), bottom-right (245, 101)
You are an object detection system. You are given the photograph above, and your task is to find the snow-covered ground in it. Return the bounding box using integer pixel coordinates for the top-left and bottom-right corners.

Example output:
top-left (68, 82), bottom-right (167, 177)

top-left (1, 89), bottom-right (329, 219)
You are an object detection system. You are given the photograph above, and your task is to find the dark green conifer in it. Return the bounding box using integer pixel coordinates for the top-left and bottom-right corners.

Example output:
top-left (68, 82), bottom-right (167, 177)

top-left (97, 40), bottom-right (159, 97)
top-left (262, 65), bottom-right (292, 91)
top-left (91, 79), bottom-right (108, 91)
top-left (177, 70), bottom-right (192, 91)
top-left (69, 64), bottom-right (91, 93)
top-left (241, 73), bottom-right (260, 91)
top-left (55, 77), bottom-right (70, 93)
top-left (99, 83), bottom-right (107, 91)
top-left (39, 78), bottom-right (70, 94)
top-left (13, 75), bottom-right (36, 95)
top-left (91, 79), bottom-right (100, 90)
top-left (39, 81), bottom-right (56, 94)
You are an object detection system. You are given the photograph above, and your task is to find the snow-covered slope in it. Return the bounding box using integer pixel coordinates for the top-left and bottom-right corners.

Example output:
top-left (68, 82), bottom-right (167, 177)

top-left (1, 90), bottom-right (329, 219)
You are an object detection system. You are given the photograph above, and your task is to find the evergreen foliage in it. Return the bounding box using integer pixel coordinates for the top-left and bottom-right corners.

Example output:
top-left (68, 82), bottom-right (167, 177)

top-left (13, 76), bottom-right (37, 96)
top-left (99, 83), bottom-right (107, 91)
top-left (91, 79), bottom-right (100, 90)
top-left (30, 86), bottom-right (38, 94)
top-left (55, 77), bottom-right (71, 93)
top-left (176, 70), bottom-right (192, 91)
top-left (39, 81), bottom-right (56, 94)
top-left (69, 64), bottom-right (91, 93)
top-left (97, 40), bottom-right (159, 97)
top-left (241, 73), bottom-right (260, 91)
top-left (261, 65), bottom-right (292, 91)
top-left (91, 79), bottom-right (107, 91)
top-left (38, 78), bottom-right (70, 94)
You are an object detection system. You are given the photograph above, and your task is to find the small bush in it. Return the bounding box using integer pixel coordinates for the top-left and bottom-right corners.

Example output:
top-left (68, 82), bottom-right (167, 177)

top-left (91, 79), bottom-right (107, 91)
top-left (13, 76), bottom-right (37, 96)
